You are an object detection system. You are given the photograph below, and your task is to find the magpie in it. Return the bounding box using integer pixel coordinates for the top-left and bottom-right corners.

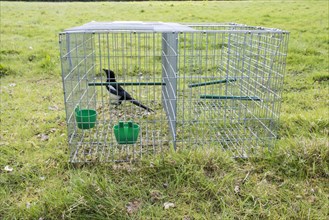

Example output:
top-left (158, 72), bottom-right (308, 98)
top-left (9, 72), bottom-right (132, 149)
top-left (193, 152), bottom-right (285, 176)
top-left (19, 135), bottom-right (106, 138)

top-left (103, 69), bottom-right (154, 112)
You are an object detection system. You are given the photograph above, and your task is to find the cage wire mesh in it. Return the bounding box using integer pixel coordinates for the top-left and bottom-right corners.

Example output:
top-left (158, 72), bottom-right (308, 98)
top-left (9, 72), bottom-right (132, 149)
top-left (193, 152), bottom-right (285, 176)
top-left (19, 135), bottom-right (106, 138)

top-left (59, 22), bottom-right (289, 163)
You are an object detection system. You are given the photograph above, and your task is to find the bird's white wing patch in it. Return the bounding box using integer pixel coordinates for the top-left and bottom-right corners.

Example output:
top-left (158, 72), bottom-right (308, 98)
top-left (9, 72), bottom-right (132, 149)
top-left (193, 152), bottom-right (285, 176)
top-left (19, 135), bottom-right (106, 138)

top-left (109, 85), bottom-right (116, 91)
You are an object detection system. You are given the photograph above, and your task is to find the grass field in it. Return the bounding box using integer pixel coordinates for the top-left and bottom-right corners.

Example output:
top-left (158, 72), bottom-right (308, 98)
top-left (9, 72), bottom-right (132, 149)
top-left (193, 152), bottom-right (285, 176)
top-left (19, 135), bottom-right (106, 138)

top-left (1, 1), bottom-right (328, 219)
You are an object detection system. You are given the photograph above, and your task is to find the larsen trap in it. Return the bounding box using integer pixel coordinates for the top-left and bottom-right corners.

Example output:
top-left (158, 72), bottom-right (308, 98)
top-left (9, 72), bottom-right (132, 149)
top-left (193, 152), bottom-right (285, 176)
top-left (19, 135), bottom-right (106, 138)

top-left (59, 22), bottom-right (289, 162)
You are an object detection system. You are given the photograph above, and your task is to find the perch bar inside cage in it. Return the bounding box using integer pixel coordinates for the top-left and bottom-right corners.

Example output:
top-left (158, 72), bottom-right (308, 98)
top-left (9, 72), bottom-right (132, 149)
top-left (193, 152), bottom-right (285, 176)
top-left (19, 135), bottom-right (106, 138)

top-left (200, 95), bottom-right (262, 101)
top-left (88, 82), bottom-right (166, 86)
top-left (188, 78), bottom-right (237, 88)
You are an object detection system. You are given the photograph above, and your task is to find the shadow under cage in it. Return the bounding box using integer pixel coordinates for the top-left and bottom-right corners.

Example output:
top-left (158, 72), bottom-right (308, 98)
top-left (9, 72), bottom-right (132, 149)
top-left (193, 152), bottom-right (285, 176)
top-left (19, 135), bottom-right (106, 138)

top-left (59, 22), bottom-right (289, 162)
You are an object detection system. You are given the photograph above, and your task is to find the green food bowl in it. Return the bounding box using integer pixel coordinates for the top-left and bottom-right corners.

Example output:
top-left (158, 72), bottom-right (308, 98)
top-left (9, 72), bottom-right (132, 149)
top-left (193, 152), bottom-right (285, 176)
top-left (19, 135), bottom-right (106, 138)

top-left (113, 121), bottom-right (140, 144)
top-left (75, 108), bottom-right (97, 129)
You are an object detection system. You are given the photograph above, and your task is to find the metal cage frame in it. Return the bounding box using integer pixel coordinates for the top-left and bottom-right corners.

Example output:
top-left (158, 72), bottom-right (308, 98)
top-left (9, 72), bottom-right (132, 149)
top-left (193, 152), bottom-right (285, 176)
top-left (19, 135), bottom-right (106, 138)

top-left (59, 22), bottom-right (289, 162)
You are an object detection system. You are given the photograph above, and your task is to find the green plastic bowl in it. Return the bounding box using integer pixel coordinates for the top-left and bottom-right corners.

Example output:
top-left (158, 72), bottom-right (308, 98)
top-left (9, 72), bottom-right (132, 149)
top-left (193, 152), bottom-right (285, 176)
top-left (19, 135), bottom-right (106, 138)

top-left (75, 109), bottom-right (97, 129)
top-left (113, 121), bottom-right (140, 144)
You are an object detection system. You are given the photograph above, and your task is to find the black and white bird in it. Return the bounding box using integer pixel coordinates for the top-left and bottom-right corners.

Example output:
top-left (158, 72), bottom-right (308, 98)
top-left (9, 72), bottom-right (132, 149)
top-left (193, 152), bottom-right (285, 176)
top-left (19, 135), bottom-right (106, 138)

top-left (103, 69), bottom-right (154, 112)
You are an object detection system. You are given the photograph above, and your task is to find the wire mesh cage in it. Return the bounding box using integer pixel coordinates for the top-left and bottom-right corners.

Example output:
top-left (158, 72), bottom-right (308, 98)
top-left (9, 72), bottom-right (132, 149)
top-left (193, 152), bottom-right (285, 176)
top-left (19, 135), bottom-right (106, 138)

top-left (59, 22), bottom-right (289, 162)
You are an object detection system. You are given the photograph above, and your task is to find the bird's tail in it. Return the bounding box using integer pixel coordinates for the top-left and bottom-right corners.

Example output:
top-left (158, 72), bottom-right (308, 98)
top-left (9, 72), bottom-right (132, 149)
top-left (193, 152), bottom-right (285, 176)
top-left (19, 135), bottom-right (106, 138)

top-left (130, 99), bottom-right (154, 112)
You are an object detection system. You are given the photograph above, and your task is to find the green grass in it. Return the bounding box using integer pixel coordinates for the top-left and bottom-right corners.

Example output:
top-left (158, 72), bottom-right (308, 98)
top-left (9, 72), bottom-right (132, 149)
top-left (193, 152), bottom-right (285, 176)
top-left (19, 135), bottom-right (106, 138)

top-left (1, 1), bottom-right (328, 219)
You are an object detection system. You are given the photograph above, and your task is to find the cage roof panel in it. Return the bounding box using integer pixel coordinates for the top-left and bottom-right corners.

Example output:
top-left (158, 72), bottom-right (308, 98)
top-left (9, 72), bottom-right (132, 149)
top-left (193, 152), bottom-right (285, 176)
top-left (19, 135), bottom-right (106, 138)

top-left (64, 21), bottom-right (196, 33)
top-left (63, 21), bottom-right (289, 34)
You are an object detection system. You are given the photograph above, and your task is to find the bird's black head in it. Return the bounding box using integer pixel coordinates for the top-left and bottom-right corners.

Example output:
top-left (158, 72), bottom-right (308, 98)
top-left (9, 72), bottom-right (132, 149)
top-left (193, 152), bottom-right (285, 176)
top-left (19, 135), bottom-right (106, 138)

top-left (103, 69), bottom-right (116, 81)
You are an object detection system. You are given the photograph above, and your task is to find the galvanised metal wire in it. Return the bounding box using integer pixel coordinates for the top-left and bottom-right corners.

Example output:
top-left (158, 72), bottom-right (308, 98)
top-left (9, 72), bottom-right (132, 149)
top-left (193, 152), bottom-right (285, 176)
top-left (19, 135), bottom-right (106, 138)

top-left (59, 22), bottom-right (289, 162)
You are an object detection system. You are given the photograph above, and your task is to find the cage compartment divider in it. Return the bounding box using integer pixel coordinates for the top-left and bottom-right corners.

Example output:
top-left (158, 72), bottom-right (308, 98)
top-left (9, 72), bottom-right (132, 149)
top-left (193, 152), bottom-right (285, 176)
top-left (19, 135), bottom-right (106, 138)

top-left (162, 32), bottom-right (178, 151)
